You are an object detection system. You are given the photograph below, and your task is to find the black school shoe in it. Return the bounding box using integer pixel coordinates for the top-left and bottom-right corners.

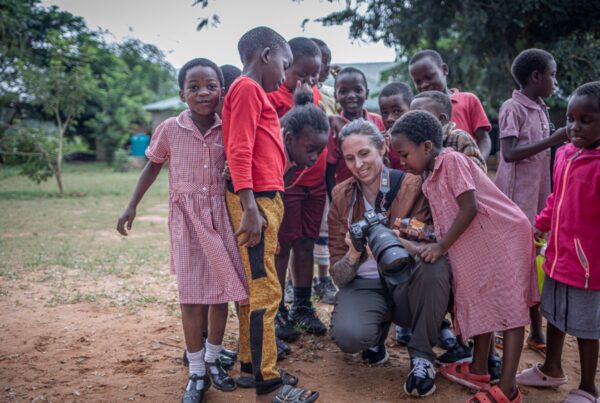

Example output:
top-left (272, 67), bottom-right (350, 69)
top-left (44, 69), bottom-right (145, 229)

top-left (289, 302), bottom-right (327, 335)
top-left (182, 349), bottom-right (236, 370)
top-left (488, 353), bottom-right (502, 384)
top-left (436, 341), bottom-right (473, 365)
top-left (361, 344), bottom-right (389, 366)
top-left (275, 308), bottom-right (300, 342)
top-left (277, 336), bottom-right (291, 360)
top-left (205, 359), bottom-right (236, 391)
top-left (182, 373), bottom-right (211, 403)
top-left (404, 357), bottom-right (437, 397)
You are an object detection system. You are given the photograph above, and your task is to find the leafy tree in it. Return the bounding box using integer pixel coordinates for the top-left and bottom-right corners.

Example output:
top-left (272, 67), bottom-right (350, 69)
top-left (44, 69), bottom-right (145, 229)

top-left (315, 0), bottom-right (600, 116)
top-left (15, 31), bottom-right (97, 195)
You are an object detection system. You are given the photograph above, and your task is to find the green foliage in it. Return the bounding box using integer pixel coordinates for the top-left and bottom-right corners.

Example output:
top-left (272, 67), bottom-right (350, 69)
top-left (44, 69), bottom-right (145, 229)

top-left (317, 0), bottom-right (600, 117)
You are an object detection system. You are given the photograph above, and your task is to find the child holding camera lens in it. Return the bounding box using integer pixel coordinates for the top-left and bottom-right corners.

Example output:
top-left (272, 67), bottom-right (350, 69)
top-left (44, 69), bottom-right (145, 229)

top-left (516, 81), bottom-right (600, 403)
top-left (391, 110), bottom-right (538, 403)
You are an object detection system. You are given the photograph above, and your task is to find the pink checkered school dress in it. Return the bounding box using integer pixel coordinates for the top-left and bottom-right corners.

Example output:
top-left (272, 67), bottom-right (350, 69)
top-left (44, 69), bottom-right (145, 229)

top-left (145, 111), bottom-right (248, 304)
top-left (422, 149), bottom-right (538, 339)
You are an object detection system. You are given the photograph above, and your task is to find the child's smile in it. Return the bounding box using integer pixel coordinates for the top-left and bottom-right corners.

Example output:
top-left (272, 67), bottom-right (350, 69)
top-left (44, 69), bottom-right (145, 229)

top-left (180, 65), bottom-right (221, 118)
top-left (336, 72), bottom-right (367, 118)
top-left (566, 94), bottom-right (600, 149)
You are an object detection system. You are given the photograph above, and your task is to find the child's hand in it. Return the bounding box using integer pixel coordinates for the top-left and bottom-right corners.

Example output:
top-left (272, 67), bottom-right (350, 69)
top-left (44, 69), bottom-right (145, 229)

top-left (397, 237), bottom-right (422, 256)
top-left (329, 115), bottom-right (345, 139)
top-left (236, 208), bottom-right (266, 248)
top-left (222, 161), bottom-right (232, 181)
top-left (417, 242), bottom-right (445, 263)
top-left (117, 206), bottom-right (136, 236)
top-left (551, 127), bottom-right (568, 144)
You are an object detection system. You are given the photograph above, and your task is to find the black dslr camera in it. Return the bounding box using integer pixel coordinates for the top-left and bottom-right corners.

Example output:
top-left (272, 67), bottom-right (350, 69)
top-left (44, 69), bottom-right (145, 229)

top-left (349, 209), bottom-right (415, 279)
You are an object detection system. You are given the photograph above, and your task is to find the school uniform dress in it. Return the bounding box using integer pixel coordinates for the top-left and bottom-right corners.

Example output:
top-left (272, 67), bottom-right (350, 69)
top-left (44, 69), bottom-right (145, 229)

top-left (222, 76), bottom-right (286, 394)
top-left (495, 90), bottom-right (552, 222)
top-left (145, 111), bottom-right (248, 305)
top-left (267, 83), bottom-right (328, 244)
top-left (535, 143), bottom-right (600, 339)
top-left (422, 149), bottom-right (538, 339)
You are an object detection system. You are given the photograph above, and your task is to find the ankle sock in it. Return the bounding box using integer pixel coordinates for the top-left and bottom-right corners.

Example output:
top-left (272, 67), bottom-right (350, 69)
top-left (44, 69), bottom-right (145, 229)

top-left (186, 349), bottom-right (205, 390)
top-left (204, 341), bottom-right (222, 363)
top-left (293, 287), bottom-right (311, 304)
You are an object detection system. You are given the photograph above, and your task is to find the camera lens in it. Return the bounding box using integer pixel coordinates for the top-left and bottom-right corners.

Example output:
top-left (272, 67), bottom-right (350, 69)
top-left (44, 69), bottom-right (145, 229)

top-left (367, 224), bottom-right (414, 277)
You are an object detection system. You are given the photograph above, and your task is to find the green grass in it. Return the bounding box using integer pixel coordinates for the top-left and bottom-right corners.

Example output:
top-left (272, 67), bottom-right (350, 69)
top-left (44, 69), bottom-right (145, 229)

top-left (0, 162), bottom-right (176, 309)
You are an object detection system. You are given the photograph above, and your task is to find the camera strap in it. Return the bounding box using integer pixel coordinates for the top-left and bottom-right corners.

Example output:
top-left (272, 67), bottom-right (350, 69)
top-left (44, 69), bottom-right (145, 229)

top-left (347, 167), bottom-right (405, 228)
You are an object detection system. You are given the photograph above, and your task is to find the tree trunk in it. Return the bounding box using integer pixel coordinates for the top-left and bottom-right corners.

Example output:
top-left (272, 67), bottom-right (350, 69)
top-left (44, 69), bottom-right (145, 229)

top-left (54, 110), bottom-right (67, 197)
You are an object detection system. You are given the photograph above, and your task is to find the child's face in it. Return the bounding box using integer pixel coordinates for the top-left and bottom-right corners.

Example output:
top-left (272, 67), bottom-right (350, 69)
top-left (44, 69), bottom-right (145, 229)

top-left (533, 60), bottom-right (557, 98)
top-left (379, 95), bottom-right (410, 131)
top-left (391, 134), bottom-right (434, 175)
top-left (285, 126), bottom-right (328, 169)
top-left (409, 57), bottom-right (448, 93)
top-left (262, 45), bottom-right (293, 93)
top-left (410, 97), bottom-right (448, 125)
top-left (335, 72), bottom-right (368, 117)
top-left (340, 133), bottom-right (385, 186)
top-left (179, 65), bottom-right (222, 117)
top-left (318, 52), bottom-right (331, 83)
top-left (284, 55), bottom-right (321, 91)
top-left (566, 94), bottom-right (600, 149)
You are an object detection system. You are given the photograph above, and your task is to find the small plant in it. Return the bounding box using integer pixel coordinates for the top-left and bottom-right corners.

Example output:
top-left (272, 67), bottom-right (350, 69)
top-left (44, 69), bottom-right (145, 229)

top-left (113, 149), bottom-right (130, 172)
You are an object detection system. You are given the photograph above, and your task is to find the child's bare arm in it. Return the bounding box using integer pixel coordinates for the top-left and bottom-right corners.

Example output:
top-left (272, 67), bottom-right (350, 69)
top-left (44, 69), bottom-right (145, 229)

top-left (474, 128), bottom-right (492, 160)
top-left (235, 189), bottom-right (266, 248)
top-left (501, 127), bottom-right (567, 163)
top-left (117, 161), bottom-right (162, 235)
top-left (418, 190), bottom-right (477, 263)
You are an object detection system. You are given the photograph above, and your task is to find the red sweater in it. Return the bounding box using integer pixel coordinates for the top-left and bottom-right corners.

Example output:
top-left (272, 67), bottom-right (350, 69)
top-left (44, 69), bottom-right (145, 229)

top-left (222, 76), bottom-right (286, 192)
top-left (327, 110), bottom-right (386, 182)
top-left (267, 83), bottom-right (327, 188)
top-left (535, 143), bottom-right (600, 290)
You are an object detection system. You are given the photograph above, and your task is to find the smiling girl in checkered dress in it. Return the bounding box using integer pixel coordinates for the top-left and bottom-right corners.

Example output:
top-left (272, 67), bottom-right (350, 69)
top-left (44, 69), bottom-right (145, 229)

top-left (117, 58), bottom-right (248, 403)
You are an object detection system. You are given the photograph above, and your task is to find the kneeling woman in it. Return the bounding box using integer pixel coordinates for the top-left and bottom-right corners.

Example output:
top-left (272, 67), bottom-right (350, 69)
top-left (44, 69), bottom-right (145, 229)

top-left (327, 119), bottom-right (451, 398)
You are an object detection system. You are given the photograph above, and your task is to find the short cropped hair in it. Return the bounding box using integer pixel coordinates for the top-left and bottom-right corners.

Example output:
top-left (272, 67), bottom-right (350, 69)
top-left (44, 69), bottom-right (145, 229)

top-left (380, 82), bottom-right (413, 104)
top-left (511, 48), bottom-right (555, 88)
top-left (237, 26), bottom-right (288, 64)
top-left (219, 64), bottom-right (241, 91)
top-left (335, 66), bottom-right (368, 89)
top-left (409, 49), bottom-right (444, 67)
top-left (310, 38), bottom-right (331, 59)
top-left (390, 110), bottom-right (443, 148)
top-left (178, 58), bottom-right (224, 90)
top-left (572, 81), bottom-right (600, 111)
top-left (414, 90), bottom-right (453, 119)
top-left (289, 37), bottom-right (321, 61)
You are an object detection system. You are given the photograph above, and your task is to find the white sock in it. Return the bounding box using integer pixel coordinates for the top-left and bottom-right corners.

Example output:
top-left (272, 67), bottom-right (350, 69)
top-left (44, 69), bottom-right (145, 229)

top-left (186, 349), bottom-right (205, 391)
top-left (204, 341), bottom-right (222, 364)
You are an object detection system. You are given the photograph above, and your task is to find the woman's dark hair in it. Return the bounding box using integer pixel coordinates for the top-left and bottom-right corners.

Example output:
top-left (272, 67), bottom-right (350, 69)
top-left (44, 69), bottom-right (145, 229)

top-left (511, 48), bottom-right (555, 88)
top-left (390, 110), bottom-right (443, 148)
top-left (281, 92), bottom-right (329, 138)
top-left (334, 66), bottom-right (368, 89)
top-left (572, 81), bottom-right (600, 111)
top-left (178, 58), bottom-right (224, 90)
top-left (338, 119), bottom-right (385, 150)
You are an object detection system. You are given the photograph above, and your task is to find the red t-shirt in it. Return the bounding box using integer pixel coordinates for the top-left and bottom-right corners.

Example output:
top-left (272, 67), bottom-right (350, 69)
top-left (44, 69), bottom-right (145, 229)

top-left (267, 84), bottom-right (327, 188)
top-left (327, 110), bottom-right (386, 182)
top-left (449, 88), bottom-right (492, 137)
top-left (222, 76), bottom-right (286, 192)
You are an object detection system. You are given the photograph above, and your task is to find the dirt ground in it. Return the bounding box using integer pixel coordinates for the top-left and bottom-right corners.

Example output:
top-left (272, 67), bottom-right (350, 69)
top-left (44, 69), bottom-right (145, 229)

top-left (0, 165), bottom-right (592, 402)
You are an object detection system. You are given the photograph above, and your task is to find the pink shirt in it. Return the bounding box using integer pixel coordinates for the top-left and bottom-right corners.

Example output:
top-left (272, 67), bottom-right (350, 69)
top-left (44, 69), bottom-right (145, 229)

top-left (494, 90), bottom-right (551, 223)
top-left (449, 88), bottom-right (491, 136)
top-left (535, 143), bottom-right (600, 290)
top-left (423, 149), bottom-right (537, 339)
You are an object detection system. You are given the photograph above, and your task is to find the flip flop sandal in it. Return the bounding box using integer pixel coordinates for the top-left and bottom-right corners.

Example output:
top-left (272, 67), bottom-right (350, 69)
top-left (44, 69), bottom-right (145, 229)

top-left (272, 384), bottom-right (320, 403)
top-left (440, 362), bottom-right (491, 391)
top-left (516, 363), bottom-right (567, 387)
top-left (236, 368), bottom-right (299, 389)
top-left (468, 386), bottom-right (522, 403)
top-left (564, 389), bottom-right (600, 403)
top-left (526, 339), bottom-right (547, 358)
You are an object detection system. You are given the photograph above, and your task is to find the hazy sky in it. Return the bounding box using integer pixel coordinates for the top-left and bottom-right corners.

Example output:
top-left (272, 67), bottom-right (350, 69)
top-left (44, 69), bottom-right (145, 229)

top-left (42, 0), bottom-right (397, 69)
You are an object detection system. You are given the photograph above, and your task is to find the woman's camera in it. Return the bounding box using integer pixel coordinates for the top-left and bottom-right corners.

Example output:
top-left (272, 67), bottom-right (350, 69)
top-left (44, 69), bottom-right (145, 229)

top-left (349, 209), bottom-right (415, 278)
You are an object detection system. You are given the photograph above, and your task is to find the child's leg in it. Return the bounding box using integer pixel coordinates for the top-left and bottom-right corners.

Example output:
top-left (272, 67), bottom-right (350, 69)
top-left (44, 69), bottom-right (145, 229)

top-left (206, 303), bottom-right (228, 350)
top-left (470, 332), bottom-right (492, 375)
top-left (318, 264), bottom-right (328, 278)
top-left (181, 304), bottom-right (208, 352)
top-left (577, 337), bottom-right (599, 397)
top-left (497, 326), bottom-right (525, 399)
top-left (528, 304), bottom-right (546, 345)
top-left (274, 242), bottom-right (292, 310)
top-left (540, 322), bottom-right (566, 378)
top-left (291, 237), bottom-right (315, 289)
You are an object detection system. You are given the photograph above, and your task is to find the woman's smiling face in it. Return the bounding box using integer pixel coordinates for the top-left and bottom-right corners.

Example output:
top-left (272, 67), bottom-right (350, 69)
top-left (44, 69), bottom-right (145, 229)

top-left (340, 133), bottom-right (385, 186)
